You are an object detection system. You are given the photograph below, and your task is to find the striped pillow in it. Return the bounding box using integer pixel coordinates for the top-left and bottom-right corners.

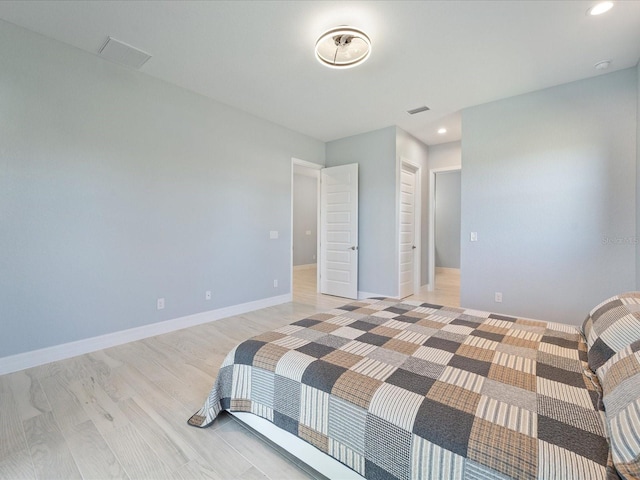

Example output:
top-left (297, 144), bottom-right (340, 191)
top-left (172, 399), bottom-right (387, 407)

top-left (599, 341), bottom-right (640, 480)
top-left (582, 293), bottom-right (640, 372)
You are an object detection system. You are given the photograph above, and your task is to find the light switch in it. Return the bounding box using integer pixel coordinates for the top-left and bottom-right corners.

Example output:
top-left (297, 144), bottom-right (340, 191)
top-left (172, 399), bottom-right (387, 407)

top-left (470, 232), bottom-right (478, 242)
top-left (270, 230), bottom-right (279, 239)
top-left (305, 230), bottom-right (311, 236)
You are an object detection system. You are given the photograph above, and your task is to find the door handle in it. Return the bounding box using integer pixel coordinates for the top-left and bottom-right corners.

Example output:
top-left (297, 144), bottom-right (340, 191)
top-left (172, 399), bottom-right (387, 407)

top-left (350, 246), bottom-right (358, 250)
top-left (412, 245), bottom-right (417, 250)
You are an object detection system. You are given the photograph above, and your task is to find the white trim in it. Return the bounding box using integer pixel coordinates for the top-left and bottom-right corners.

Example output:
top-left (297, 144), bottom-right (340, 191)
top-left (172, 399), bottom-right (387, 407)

top-left (232, 412), bottom-right (365, 480)
top-left (292, 157), bottom-right (323, 171)
top-left (0, 293), bottom-right (292, 376)
top-left (428, 166), bottom-right (461, 291)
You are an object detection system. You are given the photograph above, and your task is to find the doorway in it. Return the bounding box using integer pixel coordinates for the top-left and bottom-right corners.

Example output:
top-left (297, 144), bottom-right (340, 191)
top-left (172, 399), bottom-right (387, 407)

top-left (428, 167), bottom-right (461, 296)
top-left (291, 159), bottom-right (360, 305)
top-left (292, 160), bottom-right (321, 299)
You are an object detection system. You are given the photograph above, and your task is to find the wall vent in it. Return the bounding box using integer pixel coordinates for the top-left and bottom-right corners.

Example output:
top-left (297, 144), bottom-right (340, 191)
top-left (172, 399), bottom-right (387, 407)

top-left (407, 106), bottom-right (430, 115)
top-left (99, 37), bottom-right (152, 69)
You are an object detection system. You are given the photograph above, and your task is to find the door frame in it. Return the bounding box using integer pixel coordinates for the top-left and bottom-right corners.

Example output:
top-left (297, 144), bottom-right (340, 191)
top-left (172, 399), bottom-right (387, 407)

top-left (397, 158), bottom-right (422, 298)
top-left (428, 166), bottom-right (461, 291)
top-left (291, 158), bottom-right (322, 294)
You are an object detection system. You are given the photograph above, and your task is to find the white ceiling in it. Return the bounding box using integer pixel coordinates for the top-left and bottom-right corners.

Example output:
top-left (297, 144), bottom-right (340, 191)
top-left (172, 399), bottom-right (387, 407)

top-left (1, 0), bottom-right (639, 145)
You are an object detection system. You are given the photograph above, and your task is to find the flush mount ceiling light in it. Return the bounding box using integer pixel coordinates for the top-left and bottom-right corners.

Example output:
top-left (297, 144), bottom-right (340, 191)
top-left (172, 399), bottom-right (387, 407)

top-left (595, 60), bottom-right (612, 70)
top-left (315, 26), bottom-right (371, 69)
top-left (587, 1), bottom-right (614, 15)
top-left (437, 128), bottom-right (447, 134)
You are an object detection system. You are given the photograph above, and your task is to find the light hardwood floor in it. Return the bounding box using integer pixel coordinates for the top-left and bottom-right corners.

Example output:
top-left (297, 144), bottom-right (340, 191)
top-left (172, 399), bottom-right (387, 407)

top-left (0, 268), bottom-right (459, 480)
top-left (292, 265), bottom-right (460, 309)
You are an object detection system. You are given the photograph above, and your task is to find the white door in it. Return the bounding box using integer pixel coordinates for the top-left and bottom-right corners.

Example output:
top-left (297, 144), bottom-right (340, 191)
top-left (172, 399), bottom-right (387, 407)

top-left (399, 164), bottom-right (418, 298)
top-left (320, 164), bottom-right (358, 299)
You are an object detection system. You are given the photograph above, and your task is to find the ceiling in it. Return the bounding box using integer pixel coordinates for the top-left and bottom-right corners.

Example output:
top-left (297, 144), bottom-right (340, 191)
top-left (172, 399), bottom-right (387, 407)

top-left (0, 1), bottom-right (639, 145)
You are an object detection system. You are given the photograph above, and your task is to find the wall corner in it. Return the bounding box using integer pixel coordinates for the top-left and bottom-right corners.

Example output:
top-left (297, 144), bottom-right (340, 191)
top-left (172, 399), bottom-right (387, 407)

top-left (636, 61), bottom-right (640, 289)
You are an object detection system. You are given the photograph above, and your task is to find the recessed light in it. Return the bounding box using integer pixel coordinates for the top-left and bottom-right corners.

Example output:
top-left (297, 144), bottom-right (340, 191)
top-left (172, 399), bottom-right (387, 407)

top-left (437, 128), bottom-right (447, 134)
top-left (587, 1), bottom-right (614, 16)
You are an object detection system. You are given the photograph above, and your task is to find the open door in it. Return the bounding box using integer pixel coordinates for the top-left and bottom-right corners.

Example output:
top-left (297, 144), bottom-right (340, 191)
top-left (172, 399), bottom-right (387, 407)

top-left (320, 164), bottom-right (358, 299)
top-left (399, 161), bottom-right (419, 298)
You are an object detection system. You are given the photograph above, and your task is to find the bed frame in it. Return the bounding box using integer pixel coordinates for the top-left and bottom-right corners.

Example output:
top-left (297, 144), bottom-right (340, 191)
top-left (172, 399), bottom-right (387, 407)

top-left (231, 411), bottom-right (365, 479)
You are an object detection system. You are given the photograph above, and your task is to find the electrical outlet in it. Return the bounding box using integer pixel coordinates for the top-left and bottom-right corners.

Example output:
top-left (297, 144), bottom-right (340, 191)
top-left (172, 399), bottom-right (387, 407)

top-left (273, 279), bottom-right (278, 288)
top-left (157, 298), bottom-right (165, 310)
top-left (494, 292), bottom-right (502, 303)
top-left (205, 290), bottom-right (211, 300)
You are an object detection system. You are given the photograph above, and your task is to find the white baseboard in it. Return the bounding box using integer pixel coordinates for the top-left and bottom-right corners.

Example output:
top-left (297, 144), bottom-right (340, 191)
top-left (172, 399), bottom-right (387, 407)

top-left (0, 293), bottom-right (292, 376)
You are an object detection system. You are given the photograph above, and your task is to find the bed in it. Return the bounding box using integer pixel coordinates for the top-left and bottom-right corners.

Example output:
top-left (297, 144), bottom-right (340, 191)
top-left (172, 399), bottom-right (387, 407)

top-left (189, 294), bottom-right (640, 479)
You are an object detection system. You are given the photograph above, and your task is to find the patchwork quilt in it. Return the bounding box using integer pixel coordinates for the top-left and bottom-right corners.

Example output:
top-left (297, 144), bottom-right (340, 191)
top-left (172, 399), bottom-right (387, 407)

top-left (189, 298), bottom-right (616, 479)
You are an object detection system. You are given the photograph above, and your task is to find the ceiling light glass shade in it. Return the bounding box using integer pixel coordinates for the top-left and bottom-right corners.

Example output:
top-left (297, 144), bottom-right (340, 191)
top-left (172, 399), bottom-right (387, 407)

top-left (315, 26), bottom-right (371, 69)
top-left (588, 1), bottom-right (614, 15)
top-left (594, 60), bottom-right (611, 70)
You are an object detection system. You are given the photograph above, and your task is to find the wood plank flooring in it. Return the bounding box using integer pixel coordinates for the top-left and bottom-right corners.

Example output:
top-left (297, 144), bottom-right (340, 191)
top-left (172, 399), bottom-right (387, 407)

top-left (0, 268), bottom-right (459, 480)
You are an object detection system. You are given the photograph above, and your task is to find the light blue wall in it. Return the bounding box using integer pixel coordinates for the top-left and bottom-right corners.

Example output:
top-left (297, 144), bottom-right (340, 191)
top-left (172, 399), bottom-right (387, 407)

top-left (0, 21), bottom-right (324, 357)
top-left (325, 126), bottom-right (429, 296)
top-left (396, 128), bottom-right (429, 286)
top-left (293, 173), bottom-right (317, 266)
top-left (637, 60), bottom-right (640, 290)
top-left (326, 127), bottom-right (397, 296)
top-left (461, 68), bottom-right (637, 325)
top-left (435, 171), bottom-right (461, 269)
top-left (428, 141), bottom-right (461, 171)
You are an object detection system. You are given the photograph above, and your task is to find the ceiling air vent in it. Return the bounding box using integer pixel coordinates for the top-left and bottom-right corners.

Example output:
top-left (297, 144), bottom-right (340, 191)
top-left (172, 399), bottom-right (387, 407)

top-left (407, 106), bottom-right (430, 115)
top-left (99, 37), bottom-right (152, 69)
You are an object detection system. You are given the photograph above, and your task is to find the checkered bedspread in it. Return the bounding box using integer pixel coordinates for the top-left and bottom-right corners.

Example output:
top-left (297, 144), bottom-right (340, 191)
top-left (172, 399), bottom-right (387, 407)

top-left (189, 298), bottom-right (616, 479)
